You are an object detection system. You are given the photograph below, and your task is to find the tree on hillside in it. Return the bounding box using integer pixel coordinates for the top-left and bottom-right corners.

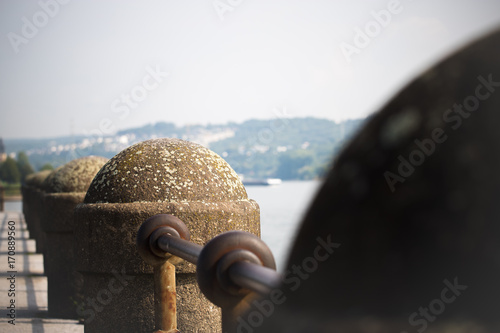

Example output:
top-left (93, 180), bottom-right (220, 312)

top-left (0, 157), bottom-right (21, 184)
top-left (276, 150), bottom-right (314, 180)
top-left (16, 151), bottom-right (35, 183)
top-left (40, 163), bottom-right (54, 171)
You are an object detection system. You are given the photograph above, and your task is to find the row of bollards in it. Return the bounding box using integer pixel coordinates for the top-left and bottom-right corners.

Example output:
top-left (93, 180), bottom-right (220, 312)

top-left (22, 158), bottom-right (108, 318)
top-left (21, 138), bottom-right (267, 333)
top-left (22, 170), bottom-right (52, 254)
top-left (42, 156), bottom-right (108, 318)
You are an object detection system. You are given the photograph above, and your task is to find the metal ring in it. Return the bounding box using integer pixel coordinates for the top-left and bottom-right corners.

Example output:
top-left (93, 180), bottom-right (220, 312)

top-left (216, 249), bottom-right (262, 296)
top-left (136, 214), bottom-right (190, 266)
top-left (149, 226), bottom-right (180, 259)
top-left (196, 230), bottom-right (276, 308)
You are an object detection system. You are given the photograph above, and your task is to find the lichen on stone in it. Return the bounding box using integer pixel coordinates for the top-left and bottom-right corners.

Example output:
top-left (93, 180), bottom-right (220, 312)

top-left (43, 156), bottom-right (108, 193)
top-left (84, 138), bottom-right (248, 204)
top-left (28, 170), bottom-right (52, 188)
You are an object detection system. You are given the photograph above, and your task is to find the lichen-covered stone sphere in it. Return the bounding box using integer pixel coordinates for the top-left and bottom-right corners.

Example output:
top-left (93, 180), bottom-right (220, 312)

top-left (31, 170), bottom-right (53, 189)
top-left (85, 138), bottom-right (247, 203)
top-left (43, 156), bottom-right (108, 193)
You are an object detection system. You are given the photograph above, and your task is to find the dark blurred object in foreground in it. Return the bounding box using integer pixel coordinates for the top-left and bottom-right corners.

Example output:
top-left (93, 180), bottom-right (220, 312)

top-left (255, 25), bottom-right (500, 333)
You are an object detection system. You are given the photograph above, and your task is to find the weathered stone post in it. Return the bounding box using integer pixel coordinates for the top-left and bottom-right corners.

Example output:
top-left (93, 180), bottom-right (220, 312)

top-left (74, 138), bottom-right (260, 333)
top-left (0, 182), bottom-right (4, 212)
top-left (22, 174), bottom-right (36, 232)
top-left (41, 156), bottom-right (108, 319)
top-left (26, 170), bottom-right (52, 252)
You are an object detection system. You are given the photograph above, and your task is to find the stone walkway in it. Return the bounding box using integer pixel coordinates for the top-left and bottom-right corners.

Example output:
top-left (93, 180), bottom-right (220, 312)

top-left (0, 211), bottom-right (83, 332)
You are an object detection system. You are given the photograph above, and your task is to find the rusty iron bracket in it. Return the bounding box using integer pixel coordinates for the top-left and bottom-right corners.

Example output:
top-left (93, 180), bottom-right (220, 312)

top-left (137, 214), bottom-right (191, 332)
top-left (137, 214), bottom-right (281, 332)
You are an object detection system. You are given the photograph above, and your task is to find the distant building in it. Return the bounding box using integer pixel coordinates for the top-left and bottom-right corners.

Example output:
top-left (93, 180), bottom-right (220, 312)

top-left (0, 138), bottom-right (6, 163)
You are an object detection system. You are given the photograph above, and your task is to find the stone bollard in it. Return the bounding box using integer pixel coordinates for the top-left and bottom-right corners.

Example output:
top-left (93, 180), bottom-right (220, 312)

top-left (26, 170), bottom-right (52, 252)
top-left (22, 174), bottom-right (36, 232)
top-left (74, 138), bottom-right (260, 333)
top-left (41, 156), bottom-right (108, 319)
top-left (0, 182), bottom-right (4, 212)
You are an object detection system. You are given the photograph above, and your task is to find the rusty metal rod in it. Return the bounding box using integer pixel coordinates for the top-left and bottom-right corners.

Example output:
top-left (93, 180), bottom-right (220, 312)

top-left (154, 261), bottom-right (177, 331)
top-left (156, 234), bottom-right (202, 265)
top-left (227, 260), bottom-right (281, 294)
top-left (155, 234), bottom-right (281, 295)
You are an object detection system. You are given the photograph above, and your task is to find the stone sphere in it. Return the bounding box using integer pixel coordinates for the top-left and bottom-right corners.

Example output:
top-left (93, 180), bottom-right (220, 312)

top-left (85, 138), bottom-right (247, 203)
top-left (43, 156), bottom-right (108, 193)
top-left (30, 170), bottom-right (52, 189)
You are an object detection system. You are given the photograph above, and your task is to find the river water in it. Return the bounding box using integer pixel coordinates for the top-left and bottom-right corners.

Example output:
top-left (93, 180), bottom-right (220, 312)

top-left (245, 180), bottom-right (322, 270)
top-left (4, 180), bottom-right (322, 271)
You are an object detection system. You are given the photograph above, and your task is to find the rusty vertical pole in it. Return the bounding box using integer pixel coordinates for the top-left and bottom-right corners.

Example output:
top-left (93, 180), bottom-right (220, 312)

top-left (154, 261), bottom-right (178, 333)
top-left (137, 215), bottom-right (190, 333)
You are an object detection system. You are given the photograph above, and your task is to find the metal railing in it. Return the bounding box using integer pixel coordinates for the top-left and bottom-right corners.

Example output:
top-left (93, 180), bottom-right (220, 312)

top-left (136, 214), bottom-right (281, 333)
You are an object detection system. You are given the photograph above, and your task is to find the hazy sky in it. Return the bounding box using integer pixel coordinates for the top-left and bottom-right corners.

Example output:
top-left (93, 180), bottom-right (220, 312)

top-left (1, 0), bottom-right (500, 139)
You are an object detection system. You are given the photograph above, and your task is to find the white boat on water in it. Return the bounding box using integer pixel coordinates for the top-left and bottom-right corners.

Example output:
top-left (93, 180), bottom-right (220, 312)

top-left (241, 178), bottom-right (282, 186)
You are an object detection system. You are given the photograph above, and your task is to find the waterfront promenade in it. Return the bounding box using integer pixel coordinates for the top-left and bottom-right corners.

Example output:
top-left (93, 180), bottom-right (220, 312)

top-left (0, 210), bottom-right (83, 332)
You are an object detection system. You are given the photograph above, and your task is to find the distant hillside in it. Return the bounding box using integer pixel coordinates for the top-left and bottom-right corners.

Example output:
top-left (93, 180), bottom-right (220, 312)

top-left (209, 117), bottom-right (364, 179)
top-left (3, 117), bottom-right (366, 180)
